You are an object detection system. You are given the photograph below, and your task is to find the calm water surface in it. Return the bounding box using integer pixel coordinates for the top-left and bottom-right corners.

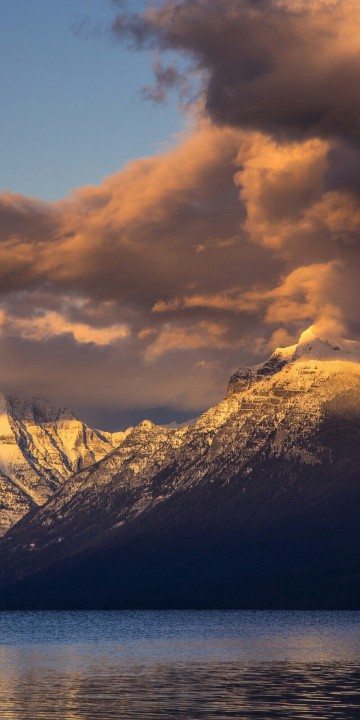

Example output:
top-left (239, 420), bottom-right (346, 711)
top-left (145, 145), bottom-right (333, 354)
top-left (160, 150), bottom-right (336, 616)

top-left (0, 611), bottom-right (359, 719)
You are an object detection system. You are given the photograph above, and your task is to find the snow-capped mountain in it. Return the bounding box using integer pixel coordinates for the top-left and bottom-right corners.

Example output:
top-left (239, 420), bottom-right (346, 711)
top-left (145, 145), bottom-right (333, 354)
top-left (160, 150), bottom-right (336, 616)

top-left (2, 326), bottom-right (360, 608)
top-left (0, 394), bottom-right (130, 535)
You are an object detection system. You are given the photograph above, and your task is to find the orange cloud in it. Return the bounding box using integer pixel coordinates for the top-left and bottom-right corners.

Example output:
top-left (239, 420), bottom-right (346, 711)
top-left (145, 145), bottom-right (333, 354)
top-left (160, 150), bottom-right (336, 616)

top-left (1, 311), bottom-right (129, 347)
top-left (144, 321), bottom-right (230, 360)
top-left (235, 133), bottom-right (329, 248)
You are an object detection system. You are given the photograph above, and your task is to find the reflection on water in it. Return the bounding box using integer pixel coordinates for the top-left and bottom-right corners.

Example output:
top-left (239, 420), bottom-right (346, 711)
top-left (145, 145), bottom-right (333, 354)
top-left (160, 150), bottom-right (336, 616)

top-left (0, 611), bottom-right (359, 719)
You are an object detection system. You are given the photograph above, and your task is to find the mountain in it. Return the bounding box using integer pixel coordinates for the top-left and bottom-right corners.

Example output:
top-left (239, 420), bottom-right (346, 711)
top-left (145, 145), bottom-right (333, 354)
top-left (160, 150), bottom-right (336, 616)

top-left (1, 326), bottom-right (360, 609)
top-left (0, 394), bottom-right (129, 535)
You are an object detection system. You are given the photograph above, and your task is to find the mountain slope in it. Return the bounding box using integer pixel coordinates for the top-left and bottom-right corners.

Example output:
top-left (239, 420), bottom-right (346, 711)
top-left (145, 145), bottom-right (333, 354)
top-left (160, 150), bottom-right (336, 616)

top-left (2, 327), bottom-right (360, 608)
top-left (0, 394), bottom-right (129, 535)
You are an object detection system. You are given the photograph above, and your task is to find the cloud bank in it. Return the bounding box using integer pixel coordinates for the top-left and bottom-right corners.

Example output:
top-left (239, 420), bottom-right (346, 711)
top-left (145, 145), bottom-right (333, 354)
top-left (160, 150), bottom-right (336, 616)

top-left (1, 0), bottom-right (360, 427)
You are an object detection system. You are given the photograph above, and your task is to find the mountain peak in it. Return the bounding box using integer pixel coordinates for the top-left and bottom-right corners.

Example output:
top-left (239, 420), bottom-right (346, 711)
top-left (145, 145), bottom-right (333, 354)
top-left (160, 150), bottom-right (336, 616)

top-left (272, 325), bottom-right (360, 364)
top-left (6, 395), bottom-right (76, 424)
top-left (228, 326), bottom-right (360, 395)
top-left (0, 392), bottom-right (126, 536)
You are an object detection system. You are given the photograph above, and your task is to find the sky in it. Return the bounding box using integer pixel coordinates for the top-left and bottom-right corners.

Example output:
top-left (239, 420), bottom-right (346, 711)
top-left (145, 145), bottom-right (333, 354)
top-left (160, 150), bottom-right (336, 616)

top-left (0, 0), bottom-right (181, 200)
top-left (2, 0), bottom-right (360, 430)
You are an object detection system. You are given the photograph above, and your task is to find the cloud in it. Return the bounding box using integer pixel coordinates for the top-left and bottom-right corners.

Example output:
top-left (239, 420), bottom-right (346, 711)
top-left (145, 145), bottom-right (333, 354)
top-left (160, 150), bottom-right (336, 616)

top-left (1, 310), bottom-right (129, 347)
top-left (153, 261), bottom-right (345, 333)
top-left (235, 133), bottom-right (330, 249)
top-left (141, 55), bottom-right (185, 103)
top-left (0, 126), bottom-right (237, 297)
top-left (249, 262), bottom-right (345, 331)
top-left (113, 0), bottom-right (360, 143)
top-left (144, 321), bottom-right (231, 360)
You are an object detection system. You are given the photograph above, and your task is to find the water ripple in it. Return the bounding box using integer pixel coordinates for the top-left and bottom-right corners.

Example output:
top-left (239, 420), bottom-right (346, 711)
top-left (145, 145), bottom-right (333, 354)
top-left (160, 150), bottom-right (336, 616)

top-left (0, 611), bottom-right (359, 719)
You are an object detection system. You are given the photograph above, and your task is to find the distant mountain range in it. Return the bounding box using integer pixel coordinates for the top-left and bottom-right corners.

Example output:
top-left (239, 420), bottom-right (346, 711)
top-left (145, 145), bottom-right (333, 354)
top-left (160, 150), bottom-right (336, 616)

top-left (0, 394), bottom-right (129, 535)
top-left (1, 326), bottom-right (360, 609)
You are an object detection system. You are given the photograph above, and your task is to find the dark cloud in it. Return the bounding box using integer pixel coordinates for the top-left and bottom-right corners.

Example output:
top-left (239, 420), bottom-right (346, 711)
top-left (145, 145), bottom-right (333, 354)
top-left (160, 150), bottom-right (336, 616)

top-left (142, 56), bottom-right (184, 103)
top-left (0, 194), bottom-right (57, 243)
top-left (113, 0), bottom-right (360, 143)
top-left (325, 143), bottom-right (360, 197)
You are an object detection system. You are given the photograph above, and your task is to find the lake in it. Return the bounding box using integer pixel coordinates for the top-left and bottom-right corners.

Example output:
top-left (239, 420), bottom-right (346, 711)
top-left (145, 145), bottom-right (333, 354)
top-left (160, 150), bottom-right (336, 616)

top-left (0, 611), bottom-right (359, 719)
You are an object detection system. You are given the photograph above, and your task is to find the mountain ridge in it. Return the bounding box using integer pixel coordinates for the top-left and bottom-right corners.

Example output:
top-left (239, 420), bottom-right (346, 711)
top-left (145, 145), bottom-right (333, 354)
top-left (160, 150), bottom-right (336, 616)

top-left (0, 393), bottom-right (132, 535)
top-left (1, 326), bottom-right (360, 608)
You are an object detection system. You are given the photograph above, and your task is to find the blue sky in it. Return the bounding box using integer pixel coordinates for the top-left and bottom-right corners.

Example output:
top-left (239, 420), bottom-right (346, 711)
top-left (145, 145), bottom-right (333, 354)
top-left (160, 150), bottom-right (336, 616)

top-left (0, 0), bottom-right (182, 201)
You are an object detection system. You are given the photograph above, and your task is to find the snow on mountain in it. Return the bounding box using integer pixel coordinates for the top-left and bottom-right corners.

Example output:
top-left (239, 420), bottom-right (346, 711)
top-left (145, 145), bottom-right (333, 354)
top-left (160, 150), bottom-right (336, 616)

top-left (228, 325), bottom-right (360, 394)
top-left (0, 394), bottom-right (129, 535)
top-left (10, 419), bottom-right (188, 558)
top-left (3, 325), bottom-right (360, 595)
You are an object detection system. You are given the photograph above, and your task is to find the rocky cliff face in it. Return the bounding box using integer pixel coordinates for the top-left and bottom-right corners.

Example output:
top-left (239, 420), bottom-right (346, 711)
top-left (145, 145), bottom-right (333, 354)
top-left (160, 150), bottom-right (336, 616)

top-left (0, 395), bottom-right (129, 535)
top-left (2, 326), bottom-right (360, 609)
